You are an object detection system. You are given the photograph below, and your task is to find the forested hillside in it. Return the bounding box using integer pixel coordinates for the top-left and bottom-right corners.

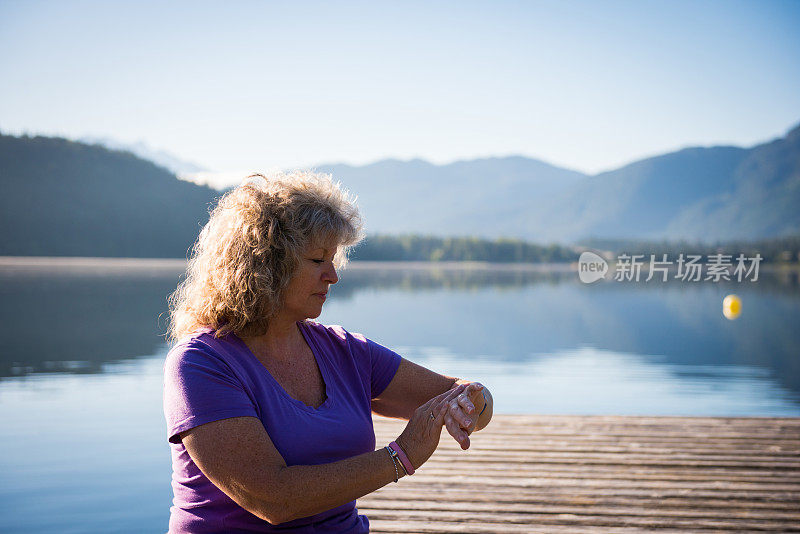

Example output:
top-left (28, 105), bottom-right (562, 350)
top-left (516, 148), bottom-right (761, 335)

top-left (0, 134), bottom-right (219, 257)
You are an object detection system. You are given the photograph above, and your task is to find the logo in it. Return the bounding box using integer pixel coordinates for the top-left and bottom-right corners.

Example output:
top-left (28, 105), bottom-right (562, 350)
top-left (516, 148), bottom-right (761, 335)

top-left (578, 251), bottom-right (608, 284)
top-left (576, 252), bottom-right (762, 284)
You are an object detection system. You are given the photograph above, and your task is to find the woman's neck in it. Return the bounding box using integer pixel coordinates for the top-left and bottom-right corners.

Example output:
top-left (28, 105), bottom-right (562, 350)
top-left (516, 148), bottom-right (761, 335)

top-left (241, 314), bottom-right (304, 363)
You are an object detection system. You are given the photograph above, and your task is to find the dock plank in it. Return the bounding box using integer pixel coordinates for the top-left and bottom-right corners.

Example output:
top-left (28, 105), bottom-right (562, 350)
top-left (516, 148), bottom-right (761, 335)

top-left (361, 415), bottom-right (800, 532)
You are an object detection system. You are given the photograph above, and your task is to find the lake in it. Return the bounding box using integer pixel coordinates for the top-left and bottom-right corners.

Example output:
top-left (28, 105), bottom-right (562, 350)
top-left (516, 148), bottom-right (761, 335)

top-left (1, 258), bottom-right (798, 532)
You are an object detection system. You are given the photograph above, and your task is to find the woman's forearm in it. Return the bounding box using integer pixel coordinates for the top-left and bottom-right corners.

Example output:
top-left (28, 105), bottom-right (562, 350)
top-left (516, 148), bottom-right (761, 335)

top-left (182, 390), bottom-right (464, 526)
top-left (257, 446), bottom-right (403, 524)
top-left (264, 386), bottom-right (469, 524)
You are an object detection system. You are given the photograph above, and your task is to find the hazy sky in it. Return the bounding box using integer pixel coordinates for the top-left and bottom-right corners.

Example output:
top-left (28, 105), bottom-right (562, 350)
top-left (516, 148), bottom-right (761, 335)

top-left (2, 0), bottom-right (799, 185)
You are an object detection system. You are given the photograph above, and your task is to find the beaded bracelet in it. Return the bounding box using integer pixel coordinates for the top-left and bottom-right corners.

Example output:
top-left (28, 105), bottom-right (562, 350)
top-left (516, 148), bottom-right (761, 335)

top-left (384, 446), bottom-right (400, 482)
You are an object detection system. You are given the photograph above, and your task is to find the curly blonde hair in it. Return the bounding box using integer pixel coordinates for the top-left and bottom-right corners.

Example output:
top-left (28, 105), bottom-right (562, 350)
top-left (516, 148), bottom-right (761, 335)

top-left (168, 170), bottom-right (363, 343)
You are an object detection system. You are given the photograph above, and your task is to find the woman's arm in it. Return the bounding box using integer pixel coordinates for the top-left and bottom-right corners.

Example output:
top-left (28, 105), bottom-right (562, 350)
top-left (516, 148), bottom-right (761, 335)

top-left (372, 358), bottom-right (493, 448)
top-left (180, 385), bottom-right (465, 525)
top-left (371, 358), bottom-right (457, 419)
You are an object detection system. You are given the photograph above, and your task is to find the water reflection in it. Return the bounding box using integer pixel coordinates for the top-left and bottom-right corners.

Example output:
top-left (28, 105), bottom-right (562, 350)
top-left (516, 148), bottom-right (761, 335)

top-left (395, 346), bottom-right (798, 416)
top-left (0, 259), bottom-right (183, 377)
top-left (1, 259), bottom-right (798, 412)
top-left (1, 259), bottom-right (797, 534)
top-left (331, 264), bottom-right (800, 399)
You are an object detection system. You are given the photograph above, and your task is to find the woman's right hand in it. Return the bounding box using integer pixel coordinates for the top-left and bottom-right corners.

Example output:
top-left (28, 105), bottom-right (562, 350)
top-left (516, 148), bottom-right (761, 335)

top-left (394, 383), bottom-right (467, 470)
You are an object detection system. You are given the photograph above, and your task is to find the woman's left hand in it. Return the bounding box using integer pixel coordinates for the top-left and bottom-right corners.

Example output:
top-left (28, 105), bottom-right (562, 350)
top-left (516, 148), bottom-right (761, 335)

top-left (443, 381), bottom-right (485, 450)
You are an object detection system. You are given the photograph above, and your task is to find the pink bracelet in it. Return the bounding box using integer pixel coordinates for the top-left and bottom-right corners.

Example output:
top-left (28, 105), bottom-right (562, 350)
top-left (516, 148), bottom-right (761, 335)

top-left (388, 441), bottom-right (415, 476)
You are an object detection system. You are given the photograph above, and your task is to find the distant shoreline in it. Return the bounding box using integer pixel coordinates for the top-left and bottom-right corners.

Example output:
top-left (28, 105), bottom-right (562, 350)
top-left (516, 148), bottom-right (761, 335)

top-left (0, 256), bottom-right (577, 273)
top-left (2, 256), bottom-right (799, 278)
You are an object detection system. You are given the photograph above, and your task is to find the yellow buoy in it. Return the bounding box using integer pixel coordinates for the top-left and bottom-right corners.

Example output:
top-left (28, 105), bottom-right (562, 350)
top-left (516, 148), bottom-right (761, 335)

top-left (723, 294), bottom-right (742, 320)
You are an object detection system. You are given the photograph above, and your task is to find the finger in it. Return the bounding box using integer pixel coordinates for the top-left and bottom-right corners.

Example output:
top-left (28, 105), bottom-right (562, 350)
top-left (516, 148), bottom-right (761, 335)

top-left (456, 391), bottom-right (476, 415)
top-left (436, 384), bottom-right (466, 408)
top-left (448, 398), bottom-right (473, 429)
top-left (434, 387), bottom-right (463, 416)
top-left (421, 384), bottom-right (463, 413)
top-left (432, 386), bottom-right (466, 426)
top-left (444, 412), bottom-right (469, 448)
top-left (433, 400), bottom-right (450, 426)
top-left (436, 383), bottom-right (465, 402)
top-left (466, 382), bottom-right (484, 392)
top-left (465, 382), bottom-right (484, 400)
top-left (444, 412), bottom-right (461, 442)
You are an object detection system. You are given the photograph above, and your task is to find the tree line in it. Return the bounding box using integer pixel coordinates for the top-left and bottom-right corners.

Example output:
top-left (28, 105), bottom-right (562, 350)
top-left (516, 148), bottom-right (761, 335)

top-left (349, 234), bottom-right (800, 264)
top-left (579, 235), bottom-right (800, 265)
top-left (351, 235), bottom-right (577, 263)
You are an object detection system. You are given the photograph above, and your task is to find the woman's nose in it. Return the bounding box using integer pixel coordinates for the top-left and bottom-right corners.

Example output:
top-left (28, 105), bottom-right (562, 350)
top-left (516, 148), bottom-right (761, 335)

top-left (323, 263), bottom-right (338, 284)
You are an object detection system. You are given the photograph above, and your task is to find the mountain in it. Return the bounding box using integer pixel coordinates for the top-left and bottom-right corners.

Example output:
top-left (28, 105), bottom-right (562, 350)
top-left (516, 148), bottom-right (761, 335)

top-left (317, 122), bottom-right (800, 243)
top-left (514, 145), bottom-right (751, 242)
top-left (80, 136), bottom-right (206, 177)
top-left (317, 156), bottom-right (588, 239)
top-left (1, 121), bottom-right (798, 258)
top-left (662, 123), bottom-right (800, 241)
top-left (0, 134), bottom-right (219, 257)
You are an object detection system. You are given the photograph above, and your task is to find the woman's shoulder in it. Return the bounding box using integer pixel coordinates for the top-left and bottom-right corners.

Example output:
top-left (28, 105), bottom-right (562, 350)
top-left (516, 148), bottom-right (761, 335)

top-left (301, 320), bottom-right (368, 345)
top-left (165, 327), bottom-right (239, 370)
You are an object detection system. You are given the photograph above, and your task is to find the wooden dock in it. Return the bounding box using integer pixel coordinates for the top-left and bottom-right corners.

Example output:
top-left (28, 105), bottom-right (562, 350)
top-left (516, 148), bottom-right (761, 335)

top-left (362, 415), bottom-right (800, 533)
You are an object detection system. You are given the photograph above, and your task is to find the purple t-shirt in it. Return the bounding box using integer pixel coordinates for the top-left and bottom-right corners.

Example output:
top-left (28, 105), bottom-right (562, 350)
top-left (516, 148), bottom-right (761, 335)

top-left (163, 320), bottom-right (402, 533)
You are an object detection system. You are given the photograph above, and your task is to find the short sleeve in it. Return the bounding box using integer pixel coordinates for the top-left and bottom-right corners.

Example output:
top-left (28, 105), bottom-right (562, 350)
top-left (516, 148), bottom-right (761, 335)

top-left (163, 342), bottom-right (258, 444)
top-left (365, 337), bottom-right (402, 398)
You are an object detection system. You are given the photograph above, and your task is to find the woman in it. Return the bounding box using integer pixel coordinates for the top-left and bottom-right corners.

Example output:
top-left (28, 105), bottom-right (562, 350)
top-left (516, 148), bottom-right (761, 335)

top-left (163, 171), bottom-right (493, 533)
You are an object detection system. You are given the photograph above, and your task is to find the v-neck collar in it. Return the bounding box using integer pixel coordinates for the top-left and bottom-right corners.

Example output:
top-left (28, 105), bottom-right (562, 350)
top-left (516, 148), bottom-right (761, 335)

top-left (233, 321), bottom-right (333, 413)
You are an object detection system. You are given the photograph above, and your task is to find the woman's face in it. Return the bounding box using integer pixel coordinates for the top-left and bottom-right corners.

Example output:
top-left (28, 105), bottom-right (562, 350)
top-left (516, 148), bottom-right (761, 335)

top-left (282, 242), bottom-right (339, 321)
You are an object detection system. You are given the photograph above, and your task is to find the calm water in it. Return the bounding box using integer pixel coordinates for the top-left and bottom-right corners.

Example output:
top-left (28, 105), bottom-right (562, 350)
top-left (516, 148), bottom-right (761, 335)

top-left (1, 259), bottom-right (799, 533)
